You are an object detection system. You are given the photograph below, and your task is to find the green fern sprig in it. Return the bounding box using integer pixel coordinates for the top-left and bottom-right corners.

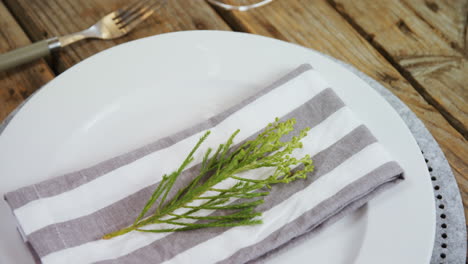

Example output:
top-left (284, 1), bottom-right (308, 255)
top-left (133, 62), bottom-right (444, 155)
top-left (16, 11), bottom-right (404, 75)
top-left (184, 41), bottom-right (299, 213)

top-left (103, 118), bottom-right (314, 239)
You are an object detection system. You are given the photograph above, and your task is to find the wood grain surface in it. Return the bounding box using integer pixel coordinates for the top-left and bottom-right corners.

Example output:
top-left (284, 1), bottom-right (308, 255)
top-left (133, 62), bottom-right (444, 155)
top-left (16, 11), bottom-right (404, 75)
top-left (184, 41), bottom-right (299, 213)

top-left (330, 0), bottom-right (467, 139)
top-left (3, 0), bottom-right (230, 73)
top-left (0, 2), bottom-right (54, 122)
top-left (403, 0), bottom-right (468, 55)
top-left (327, 0), bottom-right (468, 221)
top-left (211, 0), bottom-right (468, 224)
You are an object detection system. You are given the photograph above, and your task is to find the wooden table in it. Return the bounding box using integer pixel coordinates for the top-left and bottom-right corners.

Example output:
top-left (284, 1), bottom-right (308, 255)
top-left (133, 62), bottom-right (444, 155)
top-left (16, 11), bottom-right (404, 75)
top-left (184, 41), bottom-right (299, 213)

top-left (0, 0), bottom-right (466, 250)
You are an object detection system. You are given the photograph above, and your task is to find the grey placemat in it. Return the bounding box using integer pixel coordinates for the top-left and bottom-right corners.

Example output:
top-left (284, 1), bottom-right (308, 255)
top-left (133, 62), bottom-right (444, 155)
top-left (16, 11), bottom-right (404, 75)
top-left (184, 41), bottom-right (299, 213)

top-left (1, 55), bottom-right (466, 263)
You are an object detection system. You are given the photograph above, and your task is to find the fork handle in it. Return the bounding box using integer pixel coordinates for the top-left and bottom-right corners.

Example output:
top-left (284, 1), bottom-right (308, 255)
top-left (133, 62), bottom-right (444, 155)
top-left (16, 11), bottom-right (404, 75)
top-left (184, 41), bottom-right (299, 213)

top-left (0, 38), bottom-right (59, 72)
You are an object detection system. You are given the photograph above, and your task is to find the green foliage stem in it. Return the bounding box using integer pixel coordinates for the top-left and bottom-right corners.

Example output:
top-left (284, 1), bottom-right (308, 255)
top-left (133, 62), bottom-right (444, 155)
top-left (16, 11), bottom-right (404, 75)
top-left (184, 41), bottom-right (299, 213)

top-left (103, 118), bottom-right (314, 239)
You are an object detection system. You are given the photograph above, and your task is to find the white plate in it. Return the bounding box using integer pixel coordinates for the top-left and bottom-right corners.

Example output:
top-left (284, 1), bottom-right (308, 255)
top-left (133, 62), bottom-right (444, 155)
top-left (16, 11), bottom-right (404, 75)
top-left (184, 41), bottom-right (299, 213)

top-left (0, 31), bottom-right (434, 264)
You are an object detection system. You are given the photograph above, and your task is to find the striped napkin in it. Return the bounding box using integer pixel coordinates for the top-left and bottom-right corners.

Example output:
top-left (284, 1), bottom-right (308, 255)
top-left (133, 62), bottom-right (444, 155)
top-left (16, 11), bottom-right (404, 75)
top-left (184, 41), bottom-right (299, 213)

top-left (5, 64), bottom-right (404, 264)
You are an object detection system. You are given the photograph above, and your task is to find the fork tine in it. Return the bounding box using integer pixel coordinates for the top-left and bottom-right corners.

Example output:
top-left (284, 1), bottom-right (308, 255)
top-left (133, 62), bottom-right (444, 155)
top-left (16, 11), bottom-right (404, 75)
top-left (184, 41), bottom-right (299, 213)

top-left (119, 7), bottom-right (155, 32)
top-left (118, 1), bottom-right (162, 29)
top-left (114, 0), bottom-right (151, 24)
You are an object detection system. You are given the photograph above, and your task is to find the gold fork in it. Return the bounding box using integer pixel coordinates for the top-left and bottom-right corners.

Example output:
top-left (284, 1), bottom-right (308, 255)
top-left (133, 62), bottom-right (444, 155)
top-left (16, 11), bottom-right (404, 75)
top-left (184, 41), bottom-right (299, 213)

top-left (0, 0), bottom-right (166, 72)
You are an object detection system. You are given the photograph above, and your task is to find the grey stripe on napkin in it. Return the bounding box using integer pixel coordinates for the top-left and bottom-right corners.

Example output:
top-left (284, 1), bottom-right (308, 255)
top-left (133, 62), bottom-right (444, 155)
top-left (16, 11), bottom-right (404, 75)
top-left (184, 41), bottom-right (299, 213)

top-left (5, 64), bottom-right (314, 210)
top-left (95, 125), bottom-right (384, 264)
top-left (248, 167), bottom-right (402, 264)
top-left (28, 87), bottom-right (345, 258)
top-left (224, 162), bottom-right (403, 264)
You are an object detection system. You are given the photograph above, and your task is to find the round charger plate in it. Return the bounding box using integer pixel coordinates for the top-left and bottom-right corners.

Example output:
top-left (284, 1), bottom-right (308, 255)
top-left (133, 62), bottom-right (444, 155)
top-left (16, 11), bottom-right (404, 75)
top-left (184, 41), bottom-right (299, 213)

top-left (0, 31), bottom-right (435, 263)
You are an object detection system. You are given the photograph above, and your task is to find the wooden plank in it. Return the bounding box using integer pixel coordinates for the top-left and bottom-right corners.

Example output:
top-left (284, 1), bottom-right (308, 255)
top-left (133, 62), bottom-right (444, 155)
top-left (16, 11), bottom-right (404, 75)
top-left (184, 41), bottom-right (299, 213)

top-left (329, 0), bottom-right (467, 139)
top-left (328, 0), bottom-right (468, 221)
top-left (402, 0), bottom-right (467, 55)
top-left (211, 0), bottom-right (468, 221)
top-left (3, 0), bottom-right (230, 73)
top-left (0, 2), bottom-right (54, 122)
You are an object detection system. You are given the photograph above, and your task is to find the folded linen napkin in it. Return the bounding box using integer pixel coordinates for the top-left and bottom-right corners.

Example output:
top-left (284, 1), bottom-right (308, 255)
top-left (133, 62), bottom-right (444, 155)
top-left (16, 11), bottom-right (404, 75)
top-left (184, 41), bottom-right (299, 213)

top-left (5, 64), bottom-right (404, 264)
